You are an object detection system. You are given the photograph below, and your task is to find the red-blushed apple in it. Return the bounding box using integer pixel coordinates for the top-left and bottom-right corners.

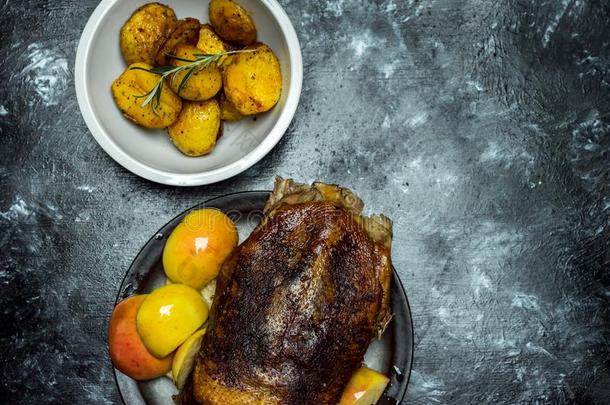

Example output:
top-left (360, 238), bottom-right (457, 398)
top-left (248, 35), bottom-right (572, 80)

top-left (108, 295), bottom-right (173, 380)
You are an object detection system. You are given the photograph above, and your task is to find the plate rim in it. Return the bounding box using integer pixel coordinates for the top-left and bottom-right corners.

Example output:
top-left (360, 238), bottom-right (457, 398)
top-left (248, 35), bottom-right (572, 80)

top-left (112, 191), bottom-right (414, 404)
top-left (75, 0), bottom-right (303, 186)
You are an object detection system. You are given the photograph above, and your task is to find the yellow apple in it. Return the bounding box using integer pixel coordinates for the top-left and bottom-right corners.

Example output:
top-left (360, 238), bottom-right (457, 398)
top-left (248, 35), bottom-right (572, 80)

top-left (136, 284), bottom-right (208, 358)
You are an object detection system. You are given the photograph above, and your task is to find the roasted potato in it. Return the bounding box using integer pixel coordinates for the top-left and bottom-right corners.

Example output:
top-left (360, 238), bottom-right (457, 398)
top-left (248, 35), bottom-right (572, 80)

top-left (209, 0), bottom-right (257, 46)
top-left (112, 63), bottom-right (183, 128)
top-left (120, 3), bottom-right (177, 65)
top-left (168, 100), bottom-right (221, 156)
top-left (169, 44), bottom-right (223, 101)
top-left (223, 43), bottom-right (282, 115)
top-left (197, 25), bottom-right (236, 72)
top-left (196, 24), bottom-right (229, 54)
top-left (218, 92), bottom-right (243, 121)
top-left (155, 18), bottom-right (201, 66)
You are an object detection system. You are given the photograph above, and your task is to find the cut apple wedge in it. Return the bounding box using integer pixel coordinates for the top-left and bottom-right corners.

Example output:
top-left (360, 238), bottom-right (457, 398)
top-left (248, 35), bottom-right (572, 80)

top-left (200, 279), bottom-right (216, 308)
top-left (172, 328), bottom-right (207, 389)
top-left (339, 366), bottom-right (390, 405)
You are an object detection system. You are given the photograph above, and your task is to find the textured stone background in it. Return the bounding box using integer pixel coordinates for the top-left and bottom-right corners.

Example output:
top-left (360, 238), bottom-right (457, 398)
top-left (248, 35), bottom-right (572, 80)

top-left (1, 0), bottom-right (609, 403)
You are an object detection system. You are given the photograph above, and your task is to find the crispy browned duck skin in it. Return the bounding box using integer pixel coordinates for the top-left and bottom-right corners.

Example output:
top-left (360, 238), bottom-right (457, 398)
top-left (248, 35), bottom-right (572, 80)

top-left (184, 178), bottom-right (392, 405)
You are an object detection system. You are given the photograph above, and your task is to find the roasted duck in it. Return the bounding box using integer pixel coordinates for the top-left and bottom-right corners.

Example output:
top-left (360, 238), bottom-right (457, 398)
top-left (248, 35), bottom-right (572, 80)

top-left (184, 178), bottom-right (393, 404)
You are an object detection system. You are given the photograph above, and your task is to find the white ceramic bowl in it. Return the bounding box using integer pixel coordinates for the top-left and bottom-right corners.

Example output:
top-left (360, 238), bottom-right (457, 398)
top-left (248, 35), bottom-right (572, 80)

top-left (75, 0), bottom-right (302, 186)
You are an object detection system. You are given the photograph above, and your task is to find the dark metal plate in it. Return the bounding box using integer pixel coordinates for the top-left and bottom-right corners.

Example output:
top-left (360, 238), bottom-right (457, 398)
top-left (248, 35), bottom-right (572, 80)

top-left (113, 191), bottom-right (414, 404)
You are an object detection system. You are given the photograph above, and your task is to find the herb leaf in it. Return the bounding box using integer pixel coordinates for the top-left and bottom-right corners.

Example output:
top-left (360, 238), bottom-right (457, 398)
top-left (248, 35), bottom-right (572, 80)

top-left (177, 67), bottom-right (196, 96)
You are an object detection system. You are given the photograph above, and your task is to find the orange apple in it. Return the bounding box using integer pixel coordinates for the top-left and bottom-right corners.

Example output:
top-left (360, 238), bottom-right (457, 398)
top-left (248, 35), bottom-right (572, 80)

top-left (162, 208), bottom-right (238, 290)
top-left (108, 295), bottom-right (173, 380)
top-left (339, 366), bottom-right (390, 405)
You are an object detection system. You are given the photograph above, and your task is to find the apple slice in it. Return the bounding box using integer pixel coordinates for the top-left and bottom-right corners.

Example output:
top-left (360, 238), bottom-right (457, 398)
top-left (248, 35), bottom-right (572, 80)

top-left (339, 366), bottom-right (390, 405)
top-left (172, 328), bottom-right (206, 389)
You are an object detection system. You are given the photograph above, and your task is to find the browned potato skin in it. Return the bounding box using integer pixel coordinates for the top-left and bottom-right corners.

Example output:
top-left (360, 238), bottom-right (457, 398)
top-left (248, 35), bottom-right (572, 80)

top-left (223, 43), bottom-right (282, 115)
top-left (168, 100), bottom-right (221, 156)
top-left (209, 0), bottom-right (257, 46)
top-left (218, 120), bottom-right (224, 139)
top-left (218, 92), bottom-right (243, 121)
top-left (120, 3), bottom-right (177, 65)
top-left (112, 63), bottom-right (182, 128)
top-left (169, 44), bottom-right (223, 101)
top-left (155, 18), bottom-right (201, 66)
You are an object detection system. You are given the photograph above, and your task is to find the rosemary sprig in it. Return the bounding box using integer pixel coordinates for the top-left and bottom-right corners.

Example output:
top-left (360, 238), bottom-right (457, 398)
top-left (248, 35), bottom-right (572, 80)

top-left (130, 50), bottom-right (254, 113)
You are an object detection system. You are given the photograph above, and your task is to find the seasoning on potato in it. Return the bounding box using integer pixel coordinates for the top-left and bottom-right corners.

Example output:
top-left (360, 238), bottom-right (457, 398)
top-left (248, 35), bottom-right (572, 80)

top-left (120, 3), bottom-right (177, 65)
top-left (223, 43), bottom-right (282, 115)
top-left (209, 0), bottom-right (257, 46)
top-left (155, 18), bottom-right (201, 66)
top-left (169, 44), bottom-right (223, 101)
top-left (196, 25), bottom-right (237, 71)
top-left (168, 100), bottom-right (221, 156)
top-left (112, 1), bottom-right (283, 157)
top-left (112, 63), bottom-right (182, 128)
top-left (197, 24), bottom-right (229, 55)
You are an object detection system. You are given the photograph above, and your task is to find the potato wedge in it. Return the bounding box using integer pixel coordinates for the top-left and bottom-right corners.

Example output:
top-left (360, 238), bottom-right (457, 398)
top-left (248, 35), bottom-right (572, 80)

top-left (120, 3), bottom-right (177, 65)
top-left (168, 100), bottom-right (221, 156)
top-left (223, 43), bottom-right (282, 115)
top-left (209, 0), bottom-right (257, 46)
top-left (155, 18), bottom-right (201, 66)
top-left (218, 92), bottom-right (243, 121)
top-left (169, 44), bottom-right (223, 101)
top-left (112, 63), bottom-right (182, 128)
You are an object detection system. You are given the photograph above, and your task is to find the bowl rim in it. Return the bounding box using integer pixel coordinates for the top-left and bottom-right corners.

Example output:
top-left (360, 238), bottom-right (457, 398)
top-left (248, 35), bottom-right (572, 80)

top-left (75, 0), bottom-right (303, 186)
